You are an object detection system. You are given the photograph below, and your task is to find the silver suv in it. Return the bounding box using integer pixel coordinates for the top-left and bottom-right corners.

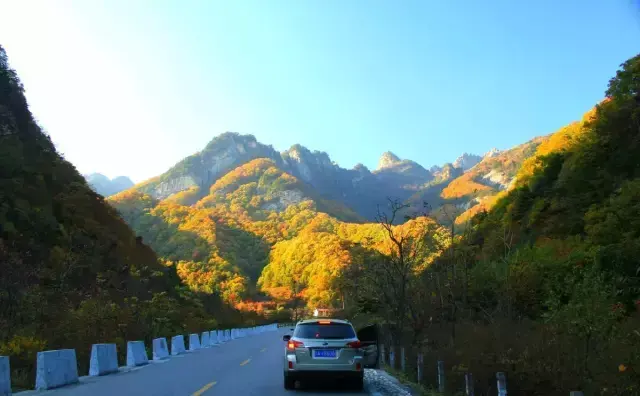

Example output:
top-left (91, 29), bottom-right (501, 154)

top-left (282, 319), bottom-right (367, 390)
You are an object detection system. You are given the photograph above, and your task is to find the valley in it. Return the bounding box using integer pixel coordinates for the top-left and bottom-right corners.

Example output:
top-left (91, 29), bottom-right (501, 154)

top-left (105, 130), bottom-right (538, 309)
top-left (1, 39), bottom-right (639, 394)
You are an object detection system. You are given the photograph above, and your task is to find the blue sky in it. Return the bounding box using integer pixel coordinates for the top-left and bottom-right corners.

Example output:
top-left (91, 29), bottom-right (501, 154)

top-left (1, 0), bottom-right (639, 182)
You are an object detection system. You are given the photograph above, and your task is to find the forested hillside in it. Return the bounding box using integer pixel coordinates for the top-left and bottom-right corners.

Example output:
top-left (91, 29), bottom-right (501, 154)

top-left (343, 54), bottom-right (640, 395)
top-left (3, 34), bottom-right (635, 396)
top-left (110, 156), bottom-right (445, 310)
top-left (0, 46), bottom-right (255, 389)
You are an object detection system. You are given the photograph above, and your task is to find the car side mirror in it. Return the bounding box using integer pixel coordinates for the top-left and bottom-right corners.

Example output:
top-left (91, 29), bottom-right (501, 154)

top-left (283, 335), bottom-right (291, 341)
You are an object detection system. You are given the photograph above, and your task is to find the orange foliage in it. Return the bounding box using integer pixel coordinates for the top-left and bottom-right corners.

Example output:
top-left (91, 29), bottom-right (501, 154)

top-left (441, 173), bottom-right (492, 199)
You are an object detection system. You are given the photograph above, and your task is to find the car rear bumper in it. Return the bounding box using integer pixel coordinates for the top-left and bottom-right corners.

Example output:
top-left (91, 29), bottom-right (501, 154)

top-left (285, 370), bottom-right (363, 380)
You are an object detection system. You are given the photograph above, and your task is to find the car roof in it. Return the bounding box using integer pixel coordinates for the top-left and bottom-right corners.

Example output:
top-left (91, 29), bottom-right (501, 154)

top-left (297, 318), bottom-right (350, 325)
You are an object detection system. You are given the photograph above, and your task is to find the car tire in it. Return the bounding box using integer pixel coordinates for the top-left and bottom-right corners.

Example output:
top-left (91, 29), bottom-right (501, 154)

top-left (284, 375), bottom-right (295, 390)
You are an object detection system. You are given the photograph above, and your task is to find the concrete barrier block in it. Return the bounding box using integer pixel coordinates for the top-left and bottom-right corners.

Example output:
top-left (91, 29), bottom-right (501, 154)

top-left (216, 331), bottom-right (223, 343)
top-left (0, 356), bottom-right (10, 396)
top-left (89, 344), bottom-right (118, 376)
top-left (189, 334), bottom-right (201, 351)
top-left (152, 338), bottom-right (169, 360)
top-left (171, 335), bottom-right (186, 356)
top-left (126, 341), bottom-right (148, 367)
top-left (35, 349), bottom-right (79, 390)
top-left (209, 331), bottom-right (217, 346)
top-left (201, 332), bottom-right (210, 348)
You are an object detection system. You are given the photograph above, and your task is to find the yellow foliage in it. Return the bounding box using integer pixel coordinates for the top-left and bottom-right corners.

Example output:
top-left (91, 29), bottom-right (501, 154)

top-left (0, 335), bottom-right (47, 358)
top-left (441, 173), bottom-right (492, 199)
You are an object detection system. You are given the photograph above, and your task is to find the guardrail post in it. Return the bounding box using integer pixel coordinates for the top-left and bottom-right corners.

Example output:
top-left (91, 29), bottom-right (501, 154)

top-left (201, 331), bottom-right (210, 347)
top-left (35, 349), bottom-right (79, 390)
top-left (380, 344), bottom-right (385, 365)
top-left (189, 334), bottom-right (201, 351)
top-left (389, 346), bottom-right (395, 369)
top-left (89, 344), bottom-right (118, 375)
top-left (171, 335), bottom-right (186, 355)
top-left (126, 341), bottom-right (149, 367)
top-left (417, 354), bottom-right (424, 384)
top-left (465, 372), bottom-right (474, 396)
top-left (0, 356), bottom-right (10, 396)
top-left (400, 347), bottom-right (406, 372)
top-left (152, 338), bottom-right (169, 360)
top-left (496, 372), bottom-right (507, 396)
top-left (437, 360), bottom-right (445, 393)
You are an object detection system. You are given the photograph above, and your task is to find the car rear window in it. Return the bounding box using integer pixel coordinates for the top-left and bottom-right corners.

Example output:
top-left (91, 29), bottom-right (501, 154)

top-left (294, 322), bottom-right (356, 339)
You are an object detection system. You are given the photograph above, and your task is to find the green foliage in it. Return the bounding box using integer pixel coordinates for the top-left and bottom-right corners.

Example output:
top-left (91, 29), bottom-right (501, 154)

top-left (0, 45), bottom-right (249, 390)
top-left (348, 53), bottom-right (640, 395)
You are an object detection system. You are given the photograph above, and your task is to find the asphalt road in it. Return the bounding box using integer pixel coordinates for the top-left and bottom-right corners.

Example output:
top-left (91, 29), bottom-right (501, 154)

top-left (22, 328), bottom-right (369, 396)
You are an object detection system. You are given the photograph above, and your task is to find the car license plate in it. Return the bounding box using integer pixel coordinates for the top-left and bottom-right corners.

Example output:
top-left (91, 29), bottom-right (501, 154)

top-left (313, 349), bottom-right (337, 358)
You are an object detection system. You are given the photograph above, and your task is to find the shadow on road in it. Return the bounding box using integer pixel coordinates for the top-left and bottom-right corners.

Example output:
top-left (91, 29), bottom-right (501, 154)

top-left (292, 378), bottom-right (366, 394)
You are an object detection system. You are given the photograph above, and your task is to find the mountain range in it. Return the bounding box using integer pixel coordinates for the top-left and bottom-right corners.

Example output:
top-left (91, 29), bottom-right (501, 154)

top-left (3, 34), bottom-right (638, 396)
top-left (113, 132), bottom-right (508, 223)
top-left (85, 173), bottom-right (134, 197)
top-left (105, 127), bottom-right (556, 305)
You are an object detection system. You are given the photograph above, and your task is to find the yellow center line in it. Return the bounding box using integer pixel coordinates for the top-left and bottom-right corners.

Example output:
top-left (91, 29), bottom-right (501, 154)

top-left (260, 348), bottom-right (266, 352)
top-left (192, 381), bottom-right (216, 396)
top-left (240, 358), bottom-right (251, 366)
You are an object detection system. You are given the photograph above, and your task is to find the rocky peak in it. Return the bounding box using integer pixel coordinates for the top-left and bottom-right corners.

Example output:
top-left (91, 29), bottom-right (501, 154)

top-left (282, 144), bottom-right (334, 169)
top-left (439, 163), bottom-right (463, 180)
top-left (352, 163), bottom-right (371, 174)
top-left (280, 144), bottom-right (338, 182)
top-left (377, 151), bottom-right (402, 170)
top-left (453, 153), bottom-right (482, 171)
top-left (137, 132), bottom-right (281, 200)
top-left (484, 148), bottom-right (501, 158)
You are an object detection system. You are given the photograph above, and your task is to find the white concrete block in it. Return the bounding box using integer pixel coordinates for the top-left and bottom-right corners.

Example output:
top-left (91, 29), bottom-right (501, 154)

top-left (0, 356), bottom-right (10, 396)
top-left (89, 344), bottom-right (118, 376)
top-left (171, 335), bottom-right (186, 356)
top-left (209, 331), bottom-right (217, 346)
top-left (152, 338), bottom-right (169, 360)
top-left (201, 332), bottom-right (210, 348)
top-left (35, 349), bottom-right (79, 390)
top-left (188, 334), bottom-right (200, 351)
top-left (126, 341), bottom-right (148, 367)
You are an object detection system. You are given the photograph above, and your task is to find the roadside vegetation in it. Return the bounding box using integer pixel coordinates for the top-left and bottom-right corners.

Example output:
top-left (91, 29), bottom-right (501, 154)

top-left (342, 54), bottom-right (640, 395)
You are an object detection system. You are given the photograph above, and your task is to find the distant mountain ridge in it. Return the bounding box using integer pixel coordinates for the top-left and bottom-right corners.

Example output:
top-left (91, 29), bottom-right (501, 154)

top-left (119, 131), bottom-right (535, 222)
top-left (85, 173), bottom-right (134, 196)
top-left (107, 127), bottom-right (554, 308)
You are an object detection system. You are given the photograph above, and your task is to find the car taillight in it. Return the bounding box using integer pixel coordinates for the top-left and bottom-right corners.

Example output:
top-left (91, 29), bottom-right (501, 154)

top-left (287, 340), bottom-right (304, 351)
top-left (346, 340), bottom-right (362, 349)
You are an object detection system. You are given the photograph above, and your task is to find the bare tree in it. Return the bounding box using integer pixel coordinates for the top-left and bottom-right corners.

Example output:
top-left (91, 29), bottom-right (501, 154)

top-left (362, 198), bottom-right (440, 345)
